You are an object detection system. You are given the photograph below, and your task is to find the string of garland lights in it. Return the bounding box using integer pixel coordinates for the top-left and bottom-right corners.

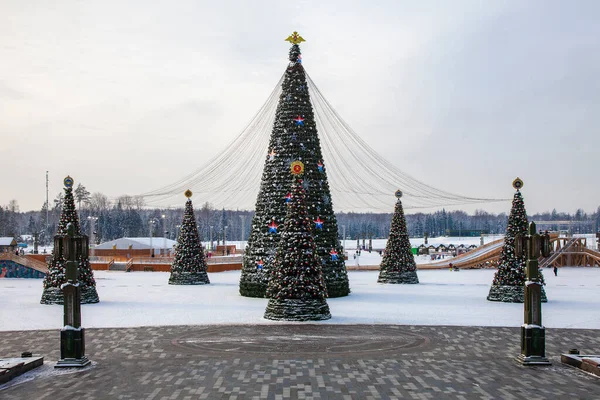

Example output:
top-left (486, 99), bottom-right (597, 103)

top-left (132, 49), bottom-right (507, 212)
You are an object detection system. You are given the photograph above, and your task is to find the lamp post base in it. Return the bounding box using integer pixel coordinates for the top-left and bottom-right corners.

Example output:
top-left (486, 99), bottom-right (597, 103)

top-left (519, 325), bottom-right (551, 366)
top-left (517, 354), bottom-right (551, 366)
top-left (55, 356), bottom-right (91, 368)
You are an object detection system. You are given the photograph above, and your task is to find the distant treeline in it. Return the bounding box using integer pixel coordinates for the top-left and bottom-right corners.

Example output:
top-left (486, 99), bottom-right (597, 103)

top-left (1, 187), bottom-right (599, 245)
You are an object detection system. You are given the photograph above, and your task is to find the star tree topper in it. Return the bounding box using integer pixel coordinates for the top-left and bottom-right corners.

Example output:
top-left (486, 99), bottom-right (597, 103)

top-left (285, 31), bottom-right (305, 45)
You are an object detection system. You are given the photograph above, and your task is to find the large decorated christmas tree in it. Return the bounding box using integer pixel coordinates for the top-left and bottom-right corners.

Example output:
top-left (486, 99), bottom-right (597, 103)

top-left (487, 178), bottom-right (546, 303)
top-left (240, 32), bottom-right (349, 298)
top-left (377, 190), bottom-right (419, 284)
top-left (41, 176), bottom-right (99, 304)
top-left (169, 190), bottom-right (210, 285)
top-left (264, 164), bottom-right (331, 321)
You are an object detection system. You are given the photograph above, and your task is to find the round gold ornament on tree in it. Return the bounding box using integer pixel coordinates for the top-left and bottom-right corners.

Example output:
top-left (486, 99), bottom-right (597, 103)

top-left (512, 177), bottom-right (524, 190)
top-left (290, 161), bottom-right (305, 175)
top-left (64, 176), bottom-right (74, 188)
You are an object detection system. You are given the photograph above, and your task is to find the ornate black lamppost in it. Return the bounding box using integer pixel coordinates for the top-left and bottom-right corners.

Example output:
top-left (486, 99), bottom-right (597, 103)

top-left (515, 218), bottom-right (551, 365)
top-left (56, 217), bottom-right (91, 368)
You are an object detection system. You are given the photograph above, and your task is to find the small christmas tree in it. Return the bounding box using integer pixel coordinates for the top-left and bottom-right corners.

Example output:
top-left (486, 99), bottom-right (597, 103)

top-left (240, 32), bottom-right (349, 299)
top-left (264, 164), bottom-right (331, 321)
top-left (41, 176), bottom-right (99, 304)
top-left (487, 178), bottom-right (546, 303)
top-left (378, 190), bottom-right (419, 284)
top-left (169, 190), bottom-right (210, 285)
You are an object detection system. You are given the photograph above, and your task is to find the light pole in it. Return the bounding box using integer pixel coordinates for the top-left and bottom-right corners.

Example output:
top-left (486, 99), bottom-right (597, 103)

top-left (224, 225), bottom-right (228, 255)
top-left (87, 216), bottom-right (98, 257)
top-left (149, 218), bottom-right (157, 257)
top-left (240, 215), bottom-right (246, 248)
top-left (176, 224), bottom-right (181, 240)
top-left (210, 225), bottom-right (213, 251)
top-left (161, 214), bottom-right (167, 256)
top-left (342, 225), bottom-right (346, 256)
top-left (515, 222), bottom-right (551, 365)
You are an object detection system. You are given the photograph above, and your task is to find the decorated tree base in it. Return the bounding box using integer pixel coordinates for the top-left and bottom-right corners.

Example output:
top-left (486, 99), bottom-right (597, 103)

top-left (40, 287), bottom-right (63, 305)
top-left (242, 281), bottom-right (349, 299)
top-left (82, 285), bottom-right (100, 303)
top-left (169, 272), bottom-right (210, 285)
top-left (240, 281), bottom-right (268, 298)
top-left (487, 285), bottom-right (547, 303)
top-left (40, 286), bottom-right (99, 305)
top-left (377, 270), bottom-right (419, 284)
top-left (324, 281), bottom-right (351, 298)
top-left (264, 298), bottom-right (331, 321)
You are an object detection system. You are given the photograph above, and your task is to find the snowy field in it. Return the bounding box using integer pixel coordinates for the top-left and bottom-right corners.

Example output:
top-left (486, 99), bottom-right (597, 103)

top-left (1, 268), bottom-right (599, 331)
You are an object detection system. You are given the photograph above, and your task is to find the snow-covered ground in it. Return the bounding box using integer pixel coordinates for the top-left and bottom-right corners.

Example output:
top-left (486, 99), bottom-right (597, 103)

top-left (1, 268), bottom-right (599, 331)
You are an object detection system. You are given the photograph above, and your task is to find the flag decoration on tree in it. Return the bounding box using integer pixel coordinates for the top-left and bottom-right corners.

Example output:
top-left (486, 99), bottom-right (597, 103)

top-left (377, 190), bottom-right (419, 284)
top-left (264, 177), bottom-right (331, 321)
top-left (239, 32), bottom-right (350, 298)
top-left (169, 190), bottom-right (210, 285)
top-left (41, 176), bottom-right (100, 305)
top-left (487, 178), bottom-right (547, 303)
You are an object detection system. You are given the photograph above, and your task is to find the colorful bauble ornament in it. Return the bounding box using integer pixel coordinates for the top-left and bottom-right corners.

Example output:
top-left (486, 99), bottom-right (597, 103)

top-left (317, 161), bottom-right (324, 172)
top-left (294, 116), bottom-right (305, 126)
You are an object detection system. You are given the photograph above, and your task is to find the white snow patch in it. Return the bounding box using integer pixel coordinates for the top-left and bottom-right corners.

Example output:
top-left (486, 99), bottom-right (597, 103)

top-left (1, 268), bottom-right (600, 331)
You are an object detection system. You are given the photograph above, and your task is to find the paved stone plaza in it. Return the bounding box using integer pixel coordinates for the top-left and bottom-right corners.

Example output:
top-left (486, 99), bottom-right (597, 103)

top-left (1, 324), bottom-right (599, 399)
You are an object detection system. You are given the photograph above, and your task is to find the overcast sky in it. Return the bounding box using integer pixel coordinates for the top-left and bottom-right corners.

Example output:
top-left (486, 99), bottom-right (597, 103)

top-left (1, 0), bottom-right (599, 214)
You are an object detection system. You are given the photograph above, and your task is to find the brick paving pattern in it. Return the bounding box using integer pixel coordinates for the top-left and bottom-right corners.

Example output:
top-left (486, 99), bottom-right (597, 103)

top-left (1, 325), bottom-right (599, 399)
